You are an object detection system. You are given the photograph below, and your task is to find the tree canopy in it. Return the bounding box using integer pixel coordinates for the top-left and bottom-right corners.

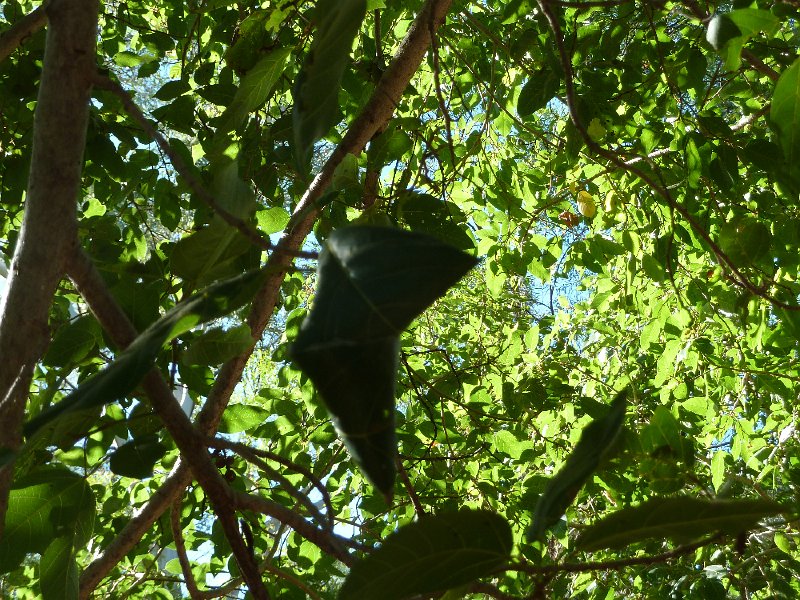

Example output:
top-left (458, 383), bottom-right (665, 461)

top-left (1, 0), bottom-right (799, 598)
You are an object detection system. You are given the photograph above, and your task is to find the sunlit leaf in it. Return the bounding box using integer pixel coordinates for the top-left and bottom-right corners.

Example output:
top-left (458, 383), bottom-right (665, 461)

top-left (217, 47), bottom-right (292, 134)
top-left (39, 536), bottom-right (79, 600)
top-left (219, 403), bottom-right (271, 434)
top-left (182, 325), bottom-right (253, 366)
top-left (771, 58), bottom-right (800, 183)
top-left (0, 468), bottom-right (94, 573)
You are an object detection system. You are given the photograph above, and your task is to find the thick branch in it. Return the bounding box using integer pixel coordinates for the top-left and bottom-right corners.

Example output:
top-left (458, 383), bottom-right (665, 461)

top-left (0, 3), bottom-right (47, 63)
top-left (0, 0), bottom-right (96, 536)
top-left (80, 0), bottom-right (454, 591)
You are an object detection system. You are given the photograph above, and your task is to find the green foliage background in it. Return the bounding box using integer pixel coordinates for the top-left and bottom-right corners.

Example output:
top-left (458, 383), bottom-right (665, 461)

top-left (1, 0), bottom-right (799, 598)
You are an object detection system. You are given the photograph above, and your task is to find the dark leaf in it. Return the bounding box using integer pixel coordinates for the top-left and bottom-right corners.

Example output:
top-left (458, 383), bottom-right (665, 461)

top-left (578, 497), bottom-right (787, 551)
top-left (22, 269), bottom-right (267, 439)
top-left (293, 0), bottom-right (367, 167)
top-left (108, 435), bottom-right (168, 479)
top-left (529, 390), bottom-right (627, 539)
top-left (518, 68), bottom-right (560, 116)
top-left (339, 509), bottom-right (512, 600)
top-left (291, 226), bottom-right (477, 497)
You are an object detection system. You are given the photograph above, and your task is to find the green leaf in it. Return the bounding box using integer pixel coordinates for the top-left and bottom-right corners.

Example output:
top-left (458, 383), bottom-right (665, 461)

top-left (707, 9), bottom-right (780, 70)
top-left (331, 153), bottom-right (360, 191)
top-left (727, 9), bottom-right (780, 39)
top-left (290, 226), bottom-right (477, 498)
top-left (256, 206), bottom-right (291, 235)
top-left (43, 315), bottom-right (101, 367)
top-left (717, 217), bottom-right (772, 266)
top-left (577, 497), bottom-right (787, 551)
top-left (706, 13), bottom-right (742, 51)
top-left (182, 325), bottom-right (253, 366)
top-left (293, 0), bottom-right (367, 167)
top-left (0, 468), bottom-right (94, 573)
top-left (711, 451), bottom-right (726, 492)
top-left (338, 509), bottom-right (512, 600)
top-left (219, 403), bottom-right (271, 434)
top-left (529, 390), bottom-right (627, 540)
top-left (154, 79), bottom-right (191, 101)
top-left (22, 269), bottom-right (267, 439)
top-left (40, 536), bottom-right (79, 600)
top-left (108, 435), bottom-right (168, 479)
top-left (518, 68), bottom-right (560, 116)
top-left (771, 58), bottom-right (800, 182)
top-left (170, 222), bottom-right (256, 288)
top-left (113, 50), bottom-right (151, 67)
top-left (397, 192), bottom-right (475, 251)
top-left (217, 47), bottom-right (292, 134)
top-left (640, 406), bottom-right (694, 464)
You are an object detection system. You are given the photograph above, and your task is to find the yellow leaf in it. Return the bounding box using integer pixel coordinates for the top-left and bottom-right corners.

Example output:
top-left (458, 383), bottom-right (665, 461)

top-left (588, 117), bottom-right (606, 141)
top-left (577, 191), bottom-right (596, 217)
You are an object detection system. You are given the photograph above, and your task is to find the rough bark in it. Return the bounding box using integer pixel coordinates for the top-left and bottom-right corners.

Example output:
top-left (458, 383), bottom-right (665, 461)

top-left (78, 0), bottom-right (454, 592)
top-left (0, 0), bottom-right (97, 536)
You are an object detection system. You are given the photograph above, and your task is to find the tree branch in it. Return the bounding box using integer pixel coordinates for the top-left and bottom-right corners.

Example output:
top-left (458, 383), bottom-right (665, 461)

top-left (0, 3), bottom-right (48, 64)
top-left (170, 498), bottom-right (202, 598)
top-left (231, 490), bottom-right (356, 566)
top-left (511, 535), bottom-right (721, 575)
top-left (65, 247), bottom-right (270, 600)
top-left (79, 0), bottom-right (454, 591)
top-left (208, 437), bottom-right (335, 531)
top-left (0, 0), bottom-right (96, 536)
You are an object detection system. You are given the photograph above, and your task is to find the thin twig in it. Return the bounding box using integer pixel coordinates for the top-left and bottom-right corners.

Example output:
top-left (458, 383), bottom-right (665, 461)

top-left (429, 13), bottom-right (455, 169)
top-left (208, 436), bottom-right (335, 530)
top-left (170, 498), bottom-right (202, 598)
top-left (510, 534), bottom-right (722, 575)
top-left (396, 457), bottom-right (427, 516)
top-left (232, 490), bottom-right (356, 566)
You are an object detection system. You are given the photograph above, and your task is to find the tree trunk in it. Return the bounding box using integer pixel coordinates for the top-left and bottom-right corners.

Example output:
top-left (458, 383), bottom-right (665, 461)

top-left (0, 0), bottom-right (97, 534)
